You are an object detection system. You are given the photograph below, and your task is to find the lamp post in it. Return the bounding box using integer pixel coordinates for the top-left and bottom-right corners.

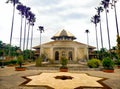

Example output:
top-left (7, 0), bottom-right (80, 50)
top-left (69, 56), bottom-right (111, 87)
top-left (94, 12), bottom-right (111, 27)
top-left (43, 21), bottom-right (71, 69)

top-left (37, 26), bottom-right (44, 57)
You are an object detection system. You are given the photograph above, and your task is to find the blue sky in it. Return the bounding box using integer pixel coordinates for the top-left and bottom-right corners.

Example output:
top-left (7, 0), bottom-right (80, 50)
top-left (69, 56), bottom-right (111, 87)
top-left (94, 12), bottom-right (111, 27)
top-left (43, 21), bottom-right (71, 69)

top-left (0, 0), bottom-right (120, 50)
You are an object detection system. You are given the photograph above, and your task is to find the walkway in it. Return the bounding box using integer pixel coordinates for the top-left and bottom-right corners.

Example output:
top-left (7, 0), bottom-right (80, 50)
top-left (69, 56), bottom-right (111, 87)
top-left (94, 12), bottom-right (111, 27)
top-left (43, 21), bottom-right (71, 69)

top-left (0, 64), bottom-right (120, 89)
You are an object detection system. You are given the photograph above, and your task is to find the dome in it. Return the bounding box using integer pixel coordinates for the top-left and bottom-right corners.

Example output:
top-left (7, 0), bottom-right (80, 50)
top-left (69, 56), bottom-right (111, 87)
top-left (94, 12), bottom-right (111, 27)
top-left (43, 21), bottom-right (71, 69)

top-left (51, 29), bottom-right (76, 41)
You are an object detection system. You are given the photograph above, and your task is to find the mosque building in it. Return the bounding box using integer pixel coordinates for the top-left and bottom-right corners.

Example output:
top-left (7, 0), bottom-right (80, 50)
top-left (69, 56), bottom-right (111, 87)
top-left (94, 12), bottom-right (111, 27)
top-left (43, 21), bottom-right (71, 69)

top-left (33, 29), bottom-right (95, 62)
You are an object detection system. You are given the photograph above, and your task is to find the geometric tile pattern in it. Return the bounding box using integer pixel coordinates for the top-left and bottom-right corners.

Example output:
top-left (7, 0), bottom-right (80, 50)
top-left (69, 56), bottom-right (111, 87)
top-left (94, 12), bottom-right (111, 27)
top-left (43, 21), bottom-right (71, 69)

top-left (20, 72), bottom-right (112, 89)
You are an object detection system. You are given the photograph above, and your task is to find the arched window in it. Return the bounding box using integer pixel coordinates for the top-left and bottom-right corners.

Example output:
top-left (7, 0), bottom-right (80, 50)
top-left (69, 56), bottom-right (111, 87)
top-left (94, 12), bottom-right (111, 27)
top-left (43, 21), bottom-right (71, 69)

top-left (68, 51), bottom-right (72, 60)
top-left (55, 51), bottom-right (59, 61)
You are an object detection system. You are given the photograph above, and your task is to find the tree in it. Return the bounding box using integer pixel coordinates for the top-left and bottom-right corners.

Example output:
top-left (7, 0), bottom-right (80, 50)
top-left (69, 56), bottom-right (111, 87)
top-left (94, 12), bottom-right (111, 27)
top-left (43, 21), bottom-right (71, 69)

top-left (101, 0), bottom-right (111, 51)
top-left (96, 6), bottom-right (104, 49)
top-left (91, 14), bottom-right (100, 51)
top-left (30, 15), bottom-right (36, 60)
top-left (111, 0), bottom-right (119, 36)
top-left (26, 11), bottom-right (35, 49)
top-left (6, 0), bottom-right (20, 56)
top-left (0, 41), bottom-right (4, 57)
top-left (23, 6), bottom-right (31, 50)
top-left (16, 4), bottom-right (26, 49)
top-left (85, 29), bottom-right (90, 60)
top-left (23, 49), bottom-right (34, 60)
top-left (117, 35), bottom-right (120, 58)
top-left (37, 26), bottom-right (44, 56)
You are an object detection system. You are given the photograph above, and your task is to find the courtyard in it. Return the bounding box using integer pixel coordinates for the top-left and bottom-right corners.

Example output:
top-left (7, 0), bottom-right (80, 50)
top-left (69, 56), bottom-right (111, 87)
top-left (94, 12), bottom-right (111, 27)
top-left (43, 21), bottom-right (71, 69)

top-left (0, 63), bottom-right (120, 89)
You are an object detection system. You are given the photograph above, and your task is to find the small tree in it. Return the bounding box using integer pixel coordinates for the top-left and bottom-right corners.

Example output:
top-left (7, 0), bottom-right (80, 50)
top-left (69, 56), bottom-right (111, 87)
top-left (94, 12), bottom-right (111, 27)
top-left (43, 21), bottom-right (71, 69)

top-left (17, 55), bottom-right (24, 67)
top-left (60, 57), bottom-right (68, 68)
top-left (36, 56), bottom-right (42, 67)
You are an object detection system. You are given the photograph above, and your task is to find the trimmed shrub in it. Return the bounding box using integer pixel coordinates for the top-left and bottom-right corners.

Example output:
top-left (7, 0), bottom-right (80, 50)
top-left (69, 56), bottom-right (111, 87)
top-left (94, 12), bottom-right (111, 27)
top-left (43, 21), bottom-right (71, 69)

top-left (102, 57), bottom-right (114, 69)
top-left (87, 59), bottom-right (101, 68)
top-left (17, 55), bottom-right (24, 67)
top-left (60, 57), bottom-right (68, 68)
top-left (36, 56), bottom-right (42, 67)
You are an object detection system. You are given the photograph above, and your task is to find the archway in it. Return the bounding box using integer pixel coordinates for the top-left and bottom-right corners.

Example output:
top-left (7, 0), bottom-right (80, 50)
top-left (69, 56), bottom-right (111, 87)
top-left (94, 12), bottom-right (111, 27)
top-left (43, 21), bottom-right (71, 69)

top-left (68, 51), bottom-right (72, 60)
top-left (55, 51), bottom-right (59, 61)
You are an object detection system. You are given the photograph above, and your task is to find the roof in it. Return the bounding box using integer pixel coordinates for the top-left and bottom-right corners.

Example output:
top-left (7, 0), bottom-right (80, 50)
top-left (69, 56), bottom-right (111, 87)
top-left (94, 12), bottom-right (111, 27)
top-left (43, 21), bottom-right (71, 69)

top-left (33, 40), bottom-right (95, 49)
top-left (51, 29), bottom-right (76, 40)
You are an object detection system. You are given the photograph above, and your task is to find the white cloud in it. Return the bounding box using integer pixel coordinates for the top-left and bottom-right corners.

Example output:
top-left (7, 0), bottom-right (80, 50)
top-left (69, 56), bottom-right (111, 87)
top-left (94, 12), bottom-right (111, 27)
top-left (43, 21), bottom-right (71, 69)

top-left (0, 0), bottom-right (120, 50)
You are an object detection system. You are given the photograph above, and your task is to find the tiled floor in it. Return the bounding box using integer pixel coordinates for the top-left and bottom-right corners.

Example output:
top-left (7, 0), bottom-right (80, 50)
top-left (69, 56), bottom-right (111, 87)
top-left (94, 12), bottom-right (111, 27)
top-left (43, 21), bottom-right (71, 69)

top-left (22, 72), bottom-right (109, 89)
top-left (0, 65), bottom-right (120, 89)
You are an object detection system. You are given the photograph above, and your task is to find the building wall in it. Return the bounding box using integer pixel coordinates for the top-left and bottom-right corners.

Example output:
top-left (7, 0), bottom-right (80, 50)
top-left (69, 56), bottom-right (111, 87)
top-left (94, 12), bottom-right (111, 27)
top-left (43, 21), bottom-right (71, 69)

top-left (41, 41), bottom-right (88, 62)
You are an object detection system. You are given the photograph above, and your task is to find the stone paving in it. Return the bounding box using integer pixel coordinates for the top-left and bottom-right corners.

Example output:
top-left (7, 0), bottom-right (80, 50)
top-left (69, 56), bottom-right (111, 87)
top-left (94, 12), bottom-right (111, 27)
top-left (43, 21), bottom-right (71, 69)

top-left (0, 64), bottom-right (120, 89)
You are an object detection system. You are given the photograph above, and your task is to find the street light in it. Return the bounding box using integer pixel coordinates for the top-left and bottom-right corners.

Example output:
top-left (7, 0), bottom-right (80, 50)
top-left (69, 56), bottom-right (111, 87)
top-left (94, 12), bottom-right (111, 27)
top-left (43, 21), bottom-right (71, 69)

top-left (37, 26), bottom-right (44, 57)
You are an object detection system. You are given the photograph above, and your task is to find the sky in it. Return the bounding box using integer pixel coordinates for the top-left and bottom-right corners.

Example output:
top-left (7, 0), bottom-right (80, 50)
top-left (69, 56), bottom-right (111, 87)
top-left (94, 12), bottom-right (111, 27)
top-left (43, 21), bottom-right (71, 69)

top-left (0, 0), bottom-right (120, 50)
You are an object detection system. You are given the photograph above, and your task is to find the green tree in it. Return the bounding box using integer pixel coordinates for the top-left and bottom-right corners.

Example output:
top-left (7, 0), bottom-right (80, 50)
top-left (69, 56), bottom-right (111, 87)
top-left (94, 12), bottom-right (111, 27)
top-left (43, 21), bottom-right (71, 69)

top-left (101, 0), bottom-right (111, 51)
top-left (117, 35), bottom-right (120, 58)
top-left (23, 49), bottom-right (34, 60)
top-left (91, 14), bottom-right (100, 51)
top-left (96, 6), bottom-right (104, 49)
top-left (6, 0), bottom-right (20, 56)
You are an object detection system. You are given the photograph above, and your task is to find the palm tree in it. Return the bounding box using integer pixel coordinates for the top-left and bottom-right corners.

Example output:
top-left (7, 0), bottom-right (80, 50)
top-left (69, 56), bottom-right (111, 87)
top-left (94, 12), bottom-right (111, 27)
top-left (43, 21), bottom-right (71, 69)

top-left (37, 26), bottom-right (44, 56)
top-left (16, 4), bottom-right (25, 50)
top-left (101, 0), bottom-right (111, 51)
top-left (96, 6), bottom-right (104, 49)
top-left (6, 0), bottom-right (20, 56)
top-left (23, 6), bottom-right (31, 50)
top-left (111, 0), bottom-right (119, 36)
top-left (30, 17), bottom-right (36, 60)
top-left (91, 14), bottom-right (100, 51)
top-left (85, 29), bottom-right (90, 60)
top-left (26, 11), bottom-right (35, 49)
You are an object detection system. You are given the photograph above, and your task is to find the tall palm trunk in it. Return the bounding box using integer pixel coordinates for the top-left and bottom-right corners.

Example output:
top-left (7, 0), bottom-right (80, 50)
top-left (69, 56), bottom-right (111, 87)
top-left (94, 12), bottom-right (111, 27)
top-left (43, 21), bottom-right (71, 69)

top-left (9, 5), bottom-right (15, 56)
top-left (30, 25), bottom-right (33, 50)
top-left (113, 1), bottom-right (119, 36)
top-left (26, 23), bottom-right (30, 49)
top-left (86, 30), bottom-right (89, 60)
top-left (99, 14), bottom-right (104, 49)
top-left (39, 30), bottom-right (42, 56)
top-left (105, 8), bottom-right (111, 50)
top-left (23, 18), bottom-right (27, 50)
top-left (30, 25), bottom-right (34, 59)
top-left (95, 24), bottom-right (99, 50)
top-left (19, 14), bottom-right (23, 49)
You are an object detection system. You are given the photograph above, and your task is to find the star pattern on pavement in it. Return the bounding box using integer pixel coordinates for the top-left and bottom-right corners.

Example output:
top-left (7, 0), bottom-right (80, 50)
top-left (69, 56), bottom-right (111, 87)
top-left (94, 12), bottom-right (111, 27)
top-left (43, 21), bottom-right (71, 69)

top-left (21, 72), bottom-right (111, 89)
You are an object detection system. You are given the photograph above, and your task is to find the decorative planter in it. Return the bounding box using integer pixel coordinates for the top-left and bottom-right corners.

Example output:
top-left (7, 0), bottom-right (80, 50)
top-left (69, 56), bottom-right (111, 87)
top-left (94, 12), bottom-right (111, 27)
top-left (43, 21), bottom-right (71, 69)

top-left (103, 69), bottom-right (114, 73)
top-left (15, 67), bottom-right (26, 71)
top-left (60, 68), bottom-right (68, 72)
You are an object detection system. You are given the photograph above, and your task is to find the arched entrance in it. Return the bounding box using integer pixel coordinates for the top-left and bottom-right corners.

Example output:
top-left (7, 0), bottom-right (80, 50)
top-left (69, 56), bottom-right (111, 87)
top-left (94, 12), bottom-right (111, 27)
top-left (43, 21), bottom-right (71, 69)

top-left (68, 51), bottom-right (72, 60)
top-left (55, 51), bottom-right (59, 61)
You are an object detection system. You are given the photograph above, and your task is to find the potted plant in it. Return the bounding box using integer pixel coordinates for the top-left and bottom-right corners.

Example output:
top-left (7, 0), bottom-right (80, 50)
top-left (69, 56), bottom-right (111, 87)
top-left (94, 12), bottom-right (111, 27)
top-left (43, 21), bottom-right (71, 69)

top-left (102, 57), bottom-right (114, 73)
top-left (15, 55), bottom-right (26, 71)
top-left (60, 57), bottom-right (68, 72)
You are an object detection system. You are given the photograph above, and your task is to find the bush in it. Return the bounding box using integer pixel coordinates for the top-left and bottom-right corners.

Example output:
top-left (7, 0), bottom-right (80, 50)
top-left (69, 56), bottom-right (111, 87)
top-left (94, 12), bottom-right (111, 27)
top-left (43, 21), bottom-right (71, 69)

top-left (10, 60), bottom-right (17, 64)
top-left (17, 55), bottom-right (24, 67)
top-left (102, 57), bottom-right (114, 69)
top-left (87, 59), bottom-right (101, 68)
top-left (36, 56), bottom-right (42, 67)
top-left (60, 57), bottom-right (68, 68)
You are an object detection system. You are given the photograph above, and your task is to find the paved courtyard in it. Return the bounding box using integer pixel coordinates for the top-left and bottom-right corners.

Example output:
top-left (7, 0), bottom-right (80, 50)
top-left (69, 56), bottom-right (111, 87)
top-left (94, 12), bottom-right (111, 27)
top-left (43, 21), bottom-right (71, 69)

top-left (0, 64), bottom-right (120, 89)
